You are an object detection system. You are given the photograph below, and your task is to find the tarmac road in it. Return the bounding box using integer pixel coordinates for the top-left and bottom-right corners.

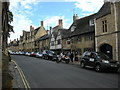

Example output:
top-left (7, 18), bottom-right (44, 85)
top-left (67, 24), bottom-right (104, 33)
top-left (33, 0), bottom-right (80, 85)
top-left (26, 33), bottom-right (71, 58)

top-left (11, 55), bottom-right (119, 88)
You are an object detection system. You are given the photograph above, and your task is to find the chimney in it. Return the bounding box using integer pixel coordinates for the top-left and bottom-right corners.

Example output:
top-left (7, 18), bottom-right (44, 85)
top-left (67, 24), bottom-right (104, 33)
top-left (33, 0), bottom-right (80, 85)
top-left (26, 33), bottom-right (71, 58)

top-left (41, 21), bottom-right (43, 26)
top-left (58, 19), bottom-right (63, 27)
top-left (49, 27), bottom-right (52, 34)
top-left (30, 25), bottom-right (34, 31)
top-left (30, 25), bottom-right (33, 31)
top-left (50, 27), bottom-right (52, 30)
top-left (73, 14), bottom-right (79, 22)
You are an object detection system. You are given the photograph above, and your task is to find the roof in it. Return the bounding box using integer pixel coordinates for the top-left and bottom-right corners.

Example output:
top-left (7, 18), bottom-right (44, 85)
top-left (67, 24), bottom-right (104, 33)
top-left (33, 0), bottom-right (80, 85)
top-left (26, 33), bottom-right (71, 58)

top-left (64, 13), bottom-right (96, 38)
top-left (52, 25), bottom-right (64, 39)
top-left (60, 29), bottom-right (71, 38)
top-left (36, 34), bottom-right (49, 41)
top-left (96, 2), bottom-right (111, 19)
top-left (34, 27), bottom-right (40, 35)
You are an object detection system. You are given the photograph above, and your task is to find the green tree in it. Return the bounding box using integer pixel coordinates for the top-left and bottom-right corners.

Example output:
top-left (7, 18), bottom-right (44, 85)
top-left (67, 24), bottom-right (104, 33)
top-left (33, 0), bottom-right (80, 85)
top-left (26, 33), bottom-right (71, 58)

top-left (7, 10), bottom-right (14, 37)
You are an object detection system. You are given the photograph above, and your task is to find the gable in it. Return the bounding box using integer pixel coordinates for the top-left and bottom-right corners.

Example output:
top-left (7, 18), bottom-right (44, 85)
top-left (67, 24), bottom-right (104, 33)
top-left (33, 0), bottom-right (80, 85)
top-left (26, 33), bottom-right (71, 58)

top-left (35, 26), bottom-right (47, 40)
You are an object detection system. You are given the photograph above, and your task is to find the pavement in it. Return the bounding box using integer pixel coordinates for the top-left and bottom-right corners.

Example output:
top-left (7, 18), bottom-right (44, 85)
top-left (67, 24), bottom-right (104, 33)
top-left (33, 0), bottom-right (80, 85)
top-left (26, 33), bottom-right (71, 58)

top-left (9, 60), bottom-right (25, 88)
top-left (69, 60), bottom-right (80, 65)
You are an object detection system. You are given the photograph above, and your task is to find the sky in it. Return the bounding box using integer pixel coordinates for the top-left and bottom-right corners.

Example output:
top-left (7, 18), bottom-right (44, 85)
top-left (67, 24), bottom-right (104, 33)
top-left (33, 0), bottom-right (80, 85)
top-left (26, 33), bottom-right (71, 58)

top-left (8, 0), bottom-right (105, 43)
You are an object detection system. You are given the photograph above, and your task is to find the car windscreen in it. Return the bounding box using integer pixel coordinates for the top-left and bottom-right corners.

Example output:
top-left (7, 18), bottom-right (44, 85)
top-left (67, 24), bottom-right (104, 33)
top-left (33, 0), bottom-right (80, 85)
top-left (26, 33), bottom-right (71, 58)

top-left (97, 53), bottom-right (110, 60)
top-left (48, 51), bottom-right (54, 54)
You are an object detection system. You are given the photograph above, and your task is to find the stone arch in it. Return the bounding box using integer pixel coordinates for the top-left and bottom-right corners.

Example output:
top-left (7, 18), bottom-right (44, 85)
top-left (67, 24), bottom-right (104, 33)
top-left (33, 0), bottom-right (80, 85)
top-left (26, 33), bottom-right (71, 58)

top-left (99, 43), bottom-right (113, 59)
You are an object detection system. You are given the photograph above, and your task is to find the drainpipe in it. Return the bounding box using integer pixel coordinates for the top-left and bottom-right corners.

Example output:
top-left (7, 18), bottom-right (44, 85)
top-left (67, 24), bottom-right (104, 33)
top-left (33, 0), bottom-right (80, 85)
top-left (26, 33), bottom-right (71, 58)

top-left (113, 2), bottom-right (118, 61)
top-left (94, 18), bottom-right (98, 52)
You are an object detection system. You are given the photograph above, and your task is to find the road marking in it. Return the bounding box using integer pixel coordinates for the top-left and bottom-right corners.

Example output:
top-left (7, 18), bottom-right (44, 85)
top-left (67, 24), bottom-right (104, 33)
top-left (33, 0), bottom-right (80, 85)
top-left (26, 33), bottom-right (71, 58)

top-left (11, 60), bottom-right (31, 90)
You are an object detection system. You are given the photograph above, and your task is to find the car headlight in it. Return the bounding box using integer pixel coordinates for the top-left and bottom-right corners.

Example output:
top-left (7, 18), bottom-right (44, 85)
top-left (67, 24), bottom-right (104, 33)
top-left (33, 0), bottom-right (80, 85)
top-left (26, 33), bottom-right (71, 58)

top-left (102, 60), bottom-right (109, 63)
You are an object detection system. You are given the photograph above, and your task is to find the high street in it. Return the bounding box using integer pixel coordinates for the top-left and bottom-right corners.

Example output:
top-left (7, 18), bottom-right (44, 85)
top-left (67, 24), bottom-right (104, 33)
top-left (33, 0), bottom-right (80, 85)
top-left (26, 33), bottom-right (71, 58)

top-left (11, 55), bottom-right (119, 88)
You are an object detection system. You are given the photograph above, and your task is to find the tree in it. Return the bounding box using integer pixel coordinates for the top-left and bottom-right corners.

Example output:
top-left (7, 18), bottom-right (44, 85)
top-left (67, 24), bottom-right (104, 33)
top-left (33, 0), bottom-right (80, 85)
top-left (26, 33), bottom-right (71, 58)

top-left (7, 10), bottom-right (14, 37)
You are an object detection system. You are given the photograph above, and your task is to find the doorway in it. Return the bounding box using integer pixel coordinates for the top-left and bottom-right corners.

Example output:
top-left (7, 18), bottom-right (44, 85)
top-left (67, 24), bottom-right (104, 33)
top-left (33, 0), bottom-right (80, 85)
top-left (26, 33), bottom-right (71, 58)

top-left (99, 44), bottom-right (113, 59)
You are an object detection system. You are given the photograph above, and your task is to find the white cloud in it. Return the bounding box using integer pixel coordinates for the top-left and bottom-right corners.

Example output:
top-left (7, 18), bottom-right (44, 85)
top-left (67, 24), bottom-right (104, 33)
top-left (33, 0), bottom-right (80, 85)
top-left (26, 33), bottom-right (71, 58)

top-left (43, 16), bottom-right (71, 29)
top-left (74, 0), bottom-right (104, 13)
top-left (8, 0), bottom-right (38, 43)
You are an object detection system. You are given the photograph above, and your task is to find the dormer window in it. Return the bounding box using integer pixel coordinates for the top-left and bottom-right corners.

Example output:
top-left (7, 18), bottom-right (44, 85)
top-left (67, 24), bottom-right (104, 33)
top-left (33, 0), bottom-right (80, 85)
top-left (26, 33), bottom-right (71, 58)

top-left (89, 19), bottom-right (95, 26)
top-left (71, 25), bottom-right (76, 32)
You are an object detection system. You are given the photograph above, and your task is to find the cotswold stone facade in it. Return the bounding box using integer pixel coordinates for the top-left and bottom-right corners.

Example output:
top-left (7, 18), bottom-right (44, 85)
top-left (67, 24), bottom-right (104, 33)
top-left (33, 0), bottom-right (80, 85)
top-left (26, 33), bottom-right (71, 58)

top-left (95, 1), bottom-right (120, 61)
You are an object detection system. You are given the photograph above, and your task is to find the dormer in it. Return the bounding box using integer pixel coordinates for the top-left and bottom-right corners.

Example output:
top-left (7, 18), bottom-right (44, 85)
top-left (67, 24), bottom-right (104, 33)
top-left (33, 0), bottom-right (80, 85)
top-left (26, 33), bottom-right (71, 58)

top-left (89, 19), bottom-right (95, 26)
top-left (71, 24), bottom-right (76, 32)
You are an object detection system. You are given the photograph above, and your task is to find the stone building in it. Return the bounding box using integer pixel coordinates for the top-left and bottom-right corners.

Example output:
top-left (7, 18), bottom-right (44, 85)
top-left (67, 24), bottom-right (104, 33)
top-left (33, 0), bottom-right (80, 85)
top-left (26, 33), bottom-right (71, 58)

top-left (35, 34), bottom-right (50, 52)
top-left (95, 1), bottom-right (120, 61)
top-left (50, 19), bottom-right (65, 54)
top-left (62, 14), bottom-right (96, 60)
top-left (8, 39), bottom-right (19, 52)
top-left (34, 21), bottom-right (47, 52)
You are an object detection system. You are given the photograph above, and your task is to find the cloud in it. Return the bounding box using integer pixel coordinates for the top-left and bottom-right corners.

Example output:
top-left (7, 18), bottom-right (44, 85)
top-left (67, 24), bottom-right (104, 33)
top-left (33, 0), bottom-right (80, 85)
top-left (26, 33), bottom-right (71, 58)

top-left (8, 0), bottom-right (38, 42)
top-left (74, 0), bottom-right (104, 13)
top-left (43, 16), bottom-right (71, 29)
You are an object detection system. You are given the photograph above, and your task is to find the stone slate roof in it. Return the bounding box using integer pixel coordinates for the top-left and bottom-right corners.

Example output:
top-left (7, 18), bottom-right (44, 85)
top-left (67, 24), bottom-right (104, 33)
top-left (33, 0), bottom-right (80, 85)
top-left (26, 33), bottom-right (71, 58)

top-left (36, 34), bottom-right (49, 41)
top-left (60, 29), bottom-right (71, 39)
top-left (64, 13), bottom-right (96, 38)
top-left (96, 2), bottom-right (111, 19)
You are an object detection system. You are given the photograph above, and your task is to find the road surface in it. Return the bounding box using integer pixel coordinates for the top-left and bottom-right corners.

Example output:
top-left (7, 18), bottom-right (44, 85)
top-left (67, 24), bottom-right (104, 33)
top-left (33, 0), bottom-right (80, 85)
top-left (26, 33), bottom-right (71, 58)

top-left (11, 55), bottom-right (119, 88)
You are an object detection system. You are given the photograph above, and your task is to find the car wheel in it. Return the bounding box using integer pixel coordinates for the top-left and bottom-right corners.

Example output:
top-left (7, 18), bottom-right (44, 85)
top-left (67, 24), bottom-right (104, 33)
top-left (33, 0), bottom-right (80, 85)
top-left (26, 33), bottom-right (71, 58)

top-left (81, 61), bottom-right (85, 68)
top-left (95, 64), bottom-right (101, 72)
top-left (46, 56), bottom-right (48, 60)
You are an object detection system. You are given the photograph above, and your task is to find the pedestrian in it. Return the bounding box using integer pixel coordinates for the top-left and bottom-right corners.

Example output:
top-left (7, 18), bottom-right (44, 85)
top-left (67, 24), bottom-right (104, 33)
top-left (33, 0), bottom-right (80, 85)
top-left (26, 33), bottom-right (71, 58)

top-left (70, 52), bottom-right (74, 62)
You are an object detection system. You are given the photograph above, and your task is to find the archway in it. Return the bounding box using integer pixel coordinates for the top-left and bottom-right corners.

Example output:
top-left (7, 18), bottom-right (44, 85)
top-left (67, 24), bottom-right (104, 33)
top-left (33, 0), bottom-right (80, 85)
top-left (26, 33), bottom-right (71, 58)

top-left (99, 44), bottom-right (113, 59)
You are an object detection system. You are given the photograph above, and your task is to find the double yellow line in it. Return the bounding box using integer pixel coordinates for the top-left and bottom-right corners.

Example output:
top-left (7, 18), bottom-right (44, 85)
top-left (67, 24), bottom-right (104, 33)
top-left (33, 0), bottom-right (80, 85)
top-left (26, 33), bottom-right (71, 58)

top-left (11, 60), bottom-right (31, 90)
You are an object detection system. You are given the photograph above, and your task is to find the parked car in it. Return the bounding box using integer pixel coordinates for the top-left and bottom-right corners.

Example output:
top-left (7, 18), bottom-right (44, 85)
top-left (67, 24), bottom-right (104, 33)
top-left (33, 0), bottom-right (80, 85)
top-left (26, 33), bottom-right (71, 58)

top-left (30, 52), bottom-right (36, 57)
top-left (42, 50), bottom-right (54, 60)
top-left (19, 51), bottom-right (26, 55)
top-left (80, 51), bottom-right (120, 72)
top-left (36, 52), bottom-right (43, 58)
top-left (25, 52), bottom-right (31, 56)
top-left (9, 51), bottom-right (16, 55)
top-left (15, 52), bottom-right (20, 55)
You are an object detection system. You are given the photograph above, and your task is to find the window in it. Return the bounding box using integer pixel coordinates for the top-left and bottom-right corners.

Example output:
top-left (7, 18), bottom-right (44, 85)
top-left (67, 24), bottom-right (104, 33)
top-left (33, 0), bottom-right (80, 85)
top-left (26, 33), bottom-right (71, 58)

top-left (78, 36), bottom-right (82, 42)
top-left (84, 35), bottom-right (94, 41)
top-left (66, 40), bottom-right (70, 44)
top-left (51, 41), bottom-right (54, 46)
top-left (102, 20), bottom-right (107, 32)
top-left (89, 19), bottom-right (95, 26)
top-left (57, 39), bottom-right (61, 45)
top-left (71, 25), bottom-right (76, 32)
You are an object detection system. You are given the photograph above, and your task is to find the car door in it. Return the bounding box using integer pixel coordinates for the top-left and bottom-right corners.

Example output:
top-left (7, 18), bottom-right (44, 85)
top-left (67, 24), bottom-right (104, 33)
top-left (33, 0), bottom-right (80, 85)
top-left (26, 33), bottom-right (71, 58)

top-left (82, 52), bottom-right (91, 66)
top-left (89, 53), bottom-right (96, 67)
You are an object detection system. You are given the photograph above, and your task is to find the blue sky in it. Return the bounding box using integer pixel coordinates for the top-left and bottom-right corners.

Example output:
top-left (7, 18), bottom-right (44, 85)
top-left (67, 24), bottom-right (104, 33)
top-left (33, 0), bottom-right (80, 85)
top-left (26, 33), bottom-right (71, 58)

top-left (9, 0), bottom-right (105, 42)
